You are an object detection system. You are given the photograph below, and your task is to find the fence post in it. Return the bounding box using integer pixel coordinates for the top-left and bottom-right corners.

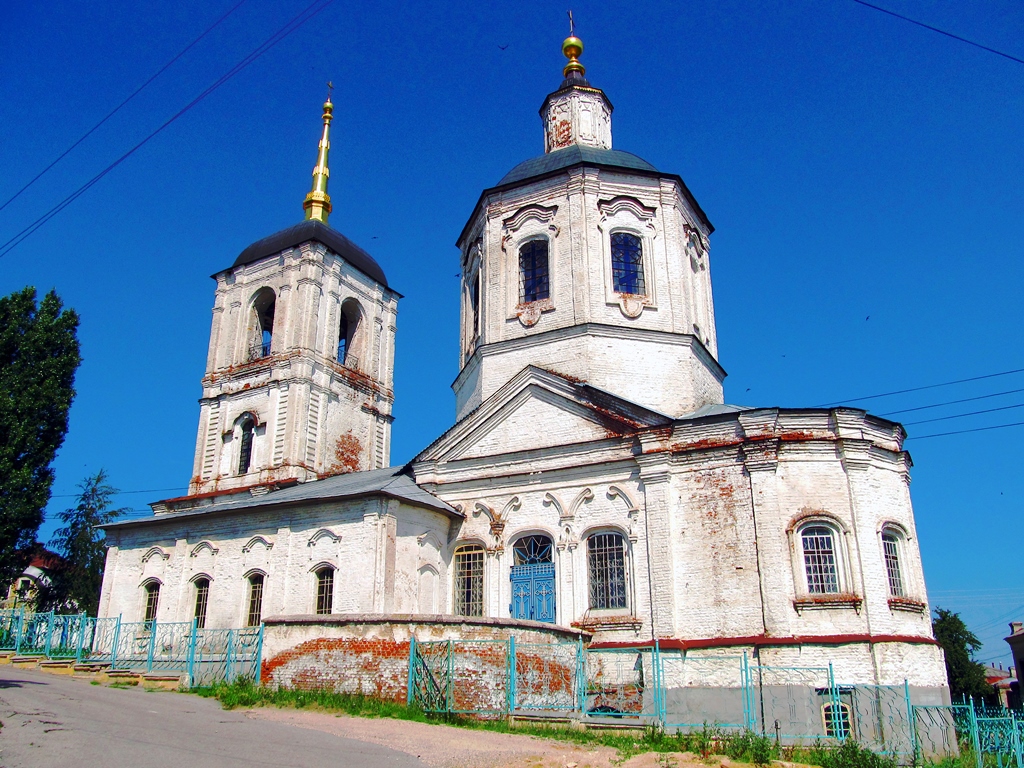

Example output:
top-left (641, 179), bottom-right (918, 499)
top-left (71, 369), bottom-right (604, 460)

top-left (146, 620), bottom-right (158, 673)
top-left (110, 615), bottom-right (121, 669)
top-left (652, 639), bottom-right (661, 726)
top-left (186, 619), bottom-right (198, 688)
top-left (406, 636), bottom-right (417, 707)
top-left (904, 679), bottom-right (918, 766)
top-left (506, 635), bottom-right (516, 715)
top-left (14, 608), bottom-right (25, 655)
top-left (577, 636), bottom-right (586, 716)
top-left (43, 611), bottom-right (55, 657)
top-left (446, 640), bottom-right (454, 714)
top-left (254, 624), bottom-right (264, 686)
top-left (828, 662), bottom-right (845, 740)
top-left (75, 613), bottom-right (87, 663)
top-left (968, 696), bottom-right (982, 768)
top-left (225, 629), bottom-right (235, 683)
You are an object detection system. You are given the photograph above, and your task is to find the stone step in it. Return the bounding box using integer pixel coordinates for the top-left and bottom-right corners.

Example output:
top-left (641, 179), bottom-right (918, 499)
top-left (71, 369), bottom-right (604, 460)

top-left (10, 656), bottom-right (43, 667)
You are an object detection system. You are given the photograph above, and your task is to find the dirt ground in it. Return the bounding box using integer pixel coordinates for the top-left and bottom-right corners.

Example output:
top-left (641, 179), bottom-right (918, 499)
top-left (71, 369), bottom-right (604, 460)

top-left (249, 707), bottom-right (741, 768)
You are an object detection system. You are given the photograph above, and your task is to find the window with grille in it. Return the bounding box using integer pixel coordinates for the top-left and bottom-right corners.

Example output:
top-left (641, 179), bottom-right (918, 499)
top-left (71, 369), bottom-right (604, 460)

top-left (315, 568), bottom-right (334, 615)
top-left (587, 532), bottom-right (627, 610)
top-left (143, 582), bottom-right (160, 623)
top-left (610, 232), bottom-right (645, 295)
top-left (469, 272), bottom-right (480, 339)
top-left (454, 545), bottom-right (485, 617)
top-left (801, 525), bottom-right (840, 594)
top-left (246, 574), bottom-right (264, 626)
top-left (882, 532), bottom-right (905, 597)
top-left (519, 240), bottom-right (550, 303)
top-left (238, 417), bottom-right (254, 475)
top-left (823, 702), bottom-right (852, 739)
top-left (193, 578), bottom-right (210, 629)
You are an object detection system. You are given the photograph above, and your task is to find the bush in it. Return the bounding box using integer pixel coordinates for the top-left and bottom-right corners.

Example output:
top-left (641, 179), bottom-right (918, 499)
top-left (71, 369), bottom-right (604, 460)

top-left (806, 738), bottom-right (898, 768)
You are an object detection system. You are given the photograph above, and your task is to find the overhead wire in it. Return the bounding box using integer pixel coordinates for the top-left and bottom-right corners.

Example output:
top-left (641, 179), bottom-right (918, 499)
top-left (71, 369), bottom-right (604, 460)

top-left (0, 0), bottom-right (250, 214)
top-left (815, 367), bottom-right (1024, 407)
top-left (907, 420), bottom-right (1024, 440)
top-left (902, 401), bottom-right (1024, 426)
top-left (880, 387), bottom-right (1024, 416)
top-left (849, 0), bottom-right (1024, 67)
top-left (0, 0), bottom-right (338, 259)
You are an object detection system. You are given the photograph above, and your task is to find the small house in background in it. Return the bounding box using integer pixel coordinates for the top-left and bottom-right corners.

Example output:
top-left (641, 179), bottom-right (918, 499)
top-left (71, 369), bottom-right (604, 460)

top-left (1005, 622), bottom-right (1024, 709)
top-left (2, 547), bottom-right (61, 612)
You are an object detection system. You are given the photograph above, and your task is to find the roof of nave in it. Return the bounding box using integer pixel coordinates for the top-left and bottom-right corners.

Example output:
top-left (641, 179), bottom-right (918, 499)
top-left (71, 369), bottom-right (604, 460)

top-left (222, 219), bottom-right (390, 289)
top-left (102, 466), bottom-right (459, 530)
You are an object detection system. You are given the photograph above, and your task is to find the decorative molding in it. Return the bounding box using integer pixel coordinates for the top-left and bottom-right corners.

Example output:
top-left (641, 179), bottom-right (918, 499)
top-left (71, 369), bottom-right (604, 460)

top-left (888, 597), bottom-right (927, 614)
top-left (515, 298), bottom-right (553, 327)
top-left (542, 492), bottom-right (566, 518)
top-left (141, 546), bottom-right (169, 564)
top-left (608, 485), bottom-right (640, 541)
top-left (242, 535), bottom-right (274, 553)
top-left (307, 528), bottom-right (341, 546)
top-left (569, 488), bottom-right (594, 517)
top-left (597, 195), bottom-right (657, 220)
top-left (502, 203), bottom-right (558, 234)
top-left (572, 614), bottom-right (644, 633)
top-left (189, 541), bottom-right (219, 558)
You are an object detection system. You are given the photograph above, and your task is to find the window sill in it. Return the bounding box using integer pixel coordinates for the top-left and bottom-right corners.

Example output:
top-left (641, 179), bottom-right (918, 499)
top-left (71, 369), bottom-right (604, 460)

top-left (793, 594), bottom-right (863, 614)
top-left (515, 298), bottom-right (553, 327)
top-left (888, 597), bottom-right (927, 613)
top-left (571, 614), bottom-right (643, 633)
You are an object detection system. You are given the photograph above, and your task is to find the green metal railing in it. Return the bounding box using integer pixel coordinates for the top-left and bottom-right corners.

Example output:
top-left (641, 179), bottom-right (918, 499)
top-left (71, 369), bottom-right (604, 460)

top-left (0, 609), bottom-right (262, 687)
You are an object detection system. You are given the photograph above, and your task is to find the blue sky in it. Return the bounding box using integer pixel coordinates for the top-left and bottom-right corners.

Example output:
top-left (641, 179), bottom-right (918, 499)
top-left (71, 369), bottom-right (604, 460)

top-left (2, 0), bottom-right (1021, 664)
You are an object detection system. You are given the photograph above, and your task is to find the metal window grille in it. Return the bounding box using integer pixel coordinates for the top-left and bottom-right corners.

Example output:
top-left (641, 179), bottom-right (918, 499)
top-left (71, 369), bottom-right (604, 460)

top-left (587, 533), bottom-right (627, 609)
top-left (246, 575), bottom-right (264, 627)
top-left (882, 532), bottom-right (905, 597)
top-left (238, 419), bottom-right (254, 475)
top-left (802, 526), bottom-right (840, 594)
top-left (143, 583), bottom-right (160, 623)
top-left (193, 579), bottom-right (209, 629)
top-left (454, 546), bottom-right (484, 617)
top-left (823, 702), bottom-right (852, 738)
top-left (513, 535), bottom-right (553, 565)
top-left (519, 240), bottom-right (550, 303)
top-left (315, 569), bottom-right (334, 615)
top-left (611, 233), bottom-right (645, 295)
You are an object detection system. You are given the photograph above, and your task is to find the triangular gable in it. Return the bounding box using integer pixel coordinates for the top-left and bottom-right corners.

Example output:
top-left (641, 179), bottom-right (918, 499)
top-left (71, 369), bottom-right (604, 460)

top-left (415, 366), bottom-right (672, 463)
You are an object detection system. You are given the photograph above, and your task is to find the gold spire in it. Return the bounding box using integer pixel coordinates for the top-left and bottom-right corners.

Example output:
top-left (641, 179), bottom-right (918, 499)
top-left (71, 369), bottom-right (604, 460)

top-left (562, 11), bottom-right (584, 77)
top-left (303, 87), bottom-right (334, 224)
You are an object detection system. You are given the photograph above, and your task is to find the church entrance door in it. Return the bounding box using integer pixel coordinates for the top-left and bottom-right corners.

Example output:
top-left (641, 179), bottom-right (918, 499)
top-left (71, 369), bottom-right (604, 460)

top-left (510, 535), bottom-right (555, 623)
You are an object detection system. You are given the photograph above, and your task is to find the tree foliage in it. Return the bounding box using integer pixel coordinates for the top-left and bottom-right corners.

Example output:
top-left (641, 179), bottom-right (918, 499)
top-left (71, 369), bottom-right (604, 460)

top-left (933, 607), bottom-right (992, 700)
top-left (0, 287), bottom-right (80, 590)
top-left (43, 470), bottom-right (129, 615)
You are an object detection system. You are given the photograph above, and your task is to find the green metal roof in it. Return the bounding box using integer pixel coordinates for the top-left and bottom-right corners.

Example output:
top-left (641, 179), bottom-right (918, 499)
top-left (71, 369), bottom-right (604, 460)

top-left (498, 145), bottom-right (658, 186)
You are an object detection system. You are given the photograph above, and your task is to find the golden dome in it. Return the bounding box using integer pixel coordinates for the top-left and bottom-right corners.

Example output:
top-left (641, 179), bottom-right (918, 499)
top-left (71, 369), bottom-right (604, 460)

top-left (562, 35), bottom-right (585, 77)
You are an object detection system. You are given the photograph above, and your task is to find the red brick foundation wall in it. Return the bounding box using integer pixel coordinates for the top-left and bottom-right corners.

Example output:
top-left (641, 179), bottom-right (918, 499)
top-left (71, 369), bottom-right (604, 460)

top-left (262, 637), bottom-right (411, 701)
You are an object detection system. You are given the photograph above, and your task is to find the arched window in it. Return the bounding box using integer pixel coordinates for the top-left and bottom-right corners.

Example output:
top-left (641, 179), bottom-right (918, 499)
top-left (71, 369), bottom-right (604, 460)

top-left (315, 567), bottom-right (334, 615)
top-left (519, 240), bottom-right (550, 303)
top-left (801, 525), bottom-right (840, 594)
top-left (193, 578), bottom-right (210, 629)
top-left (249, 288), bottom-right (276, 360)
top-left (587, 532), bottom-right (627, 610)
top-left (881, 529), bottom-right (905, 598)
top-left (237, 416), bottom-right (255, 475)
top-left (453, 544), bottom-right (485, 617)
top-left (143, 581), bottom-right (160, 623)
top-left (822, 701), bottom-right (852, 739)
top-left (469, 272), bottom-right (480, 340)
top-left (610, 232), bottom-right (645, 295)
top-left (337, 298), bottom-right (361, 367)
top-left (246, 573), bottom-right (264, 627)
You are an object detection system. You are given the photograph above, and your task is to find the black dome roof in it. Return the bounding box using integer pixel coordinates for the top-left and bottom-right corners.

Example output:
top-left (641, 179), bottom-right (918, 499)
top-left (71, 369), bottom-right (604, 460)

top-left (229, 220), bottom-right (388, 288)
top-left (499, 145), bottom-right (658, 186)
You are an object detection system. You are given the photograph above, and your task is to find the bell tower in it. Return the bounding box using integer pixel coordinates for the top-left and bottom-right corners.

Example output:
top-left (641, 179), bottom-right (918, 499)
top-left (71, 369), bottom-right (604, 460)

top-left (452, 33), bottom-right (724, 420)
top-left (189, 96), bottom-right (399, 495)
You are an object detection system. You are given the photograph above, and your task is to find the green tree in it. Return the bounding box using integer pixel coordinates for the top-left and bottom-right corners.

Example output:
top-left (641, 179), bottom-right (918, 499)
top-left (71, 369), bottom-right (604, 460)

top-left (933, 607), bottom-right (992, 700)
top-left (0, 287), bottom-right (80, 591)
top-left (44, 470), bottom-right (129, 615)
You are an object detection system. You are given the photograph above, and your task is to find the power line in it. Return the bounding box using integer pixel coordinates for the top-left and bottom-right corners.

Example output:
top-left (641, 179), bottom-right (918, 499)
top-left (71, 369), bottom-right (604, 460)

top-left (903, 401), bottom-right (1024, 426)
top-left (0, 0), bottom-right (337, 259)
top-left (849, 0), bottom-right (1024, 67)
top-left (881, 387), bottom-right (1024, 417)
top-left (48, 487), bottom-right (186, 499)
top-left (907, 420), bottom-right (1024, 441)
top-left (0, 0), bottom-right (249, 214)
top-left (816, 367), bottom-right (1024, 408)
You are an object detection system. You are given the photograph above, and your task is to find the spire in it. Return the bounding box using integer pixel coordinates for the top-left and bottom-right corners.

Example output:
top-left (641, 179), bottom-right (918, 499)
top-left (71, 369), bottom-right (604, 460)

top-left (541, 20), bottom-right (612, 153)
top-left (303, 86), bottom-right (334, 224)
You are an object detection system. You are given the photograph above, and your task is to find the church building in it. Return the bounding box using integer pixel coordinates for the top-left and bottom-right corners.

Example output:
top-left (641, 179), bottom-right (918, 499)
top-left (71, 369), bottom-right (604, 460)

top-left (98, 33), bottom-right (948, 707)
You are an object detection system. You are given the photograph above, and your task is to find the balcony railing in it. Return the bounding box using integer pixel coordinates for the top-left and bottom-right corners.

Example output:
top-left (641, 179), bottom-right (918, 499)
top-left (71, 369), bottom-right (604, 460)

top-left (248, 341), bottom-right (271, 361)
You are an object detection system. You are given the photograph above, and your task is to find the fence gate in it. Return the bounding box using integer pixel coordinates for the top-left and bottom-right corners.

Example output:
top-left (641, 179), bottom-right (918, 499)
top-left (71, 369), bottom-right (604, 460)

top-left (408, 638), bottom-right (452, 713)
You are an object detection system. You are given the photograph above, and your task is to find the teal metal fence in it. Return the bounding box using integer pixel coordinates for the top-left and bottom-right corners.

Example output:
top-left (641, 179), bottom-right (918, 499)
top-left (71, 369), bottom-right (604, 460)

top-left (0, 609), bottom-right (262, 687)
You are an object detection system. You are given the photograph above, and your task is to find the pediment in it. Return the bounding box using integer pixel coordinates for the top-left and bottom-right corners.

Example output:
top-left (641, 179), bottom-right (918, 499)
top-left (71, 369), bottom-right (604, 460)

top-left (416, 366), bottom-right (670, 463)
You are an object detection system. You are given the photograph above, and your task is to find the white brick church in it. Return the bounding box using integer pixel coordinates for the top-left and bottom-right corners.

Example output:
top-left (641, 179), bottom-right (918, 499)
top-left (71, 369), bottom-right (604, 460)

top-left (98, 34), bottom-right (948, 698)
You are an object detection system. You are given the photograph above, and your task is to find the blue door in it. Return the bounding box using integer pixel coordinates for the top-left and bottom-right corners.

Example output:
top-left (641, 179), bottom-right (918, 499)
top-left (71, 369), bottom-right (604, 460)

top-left (510, 536), bottom-right (555, 623)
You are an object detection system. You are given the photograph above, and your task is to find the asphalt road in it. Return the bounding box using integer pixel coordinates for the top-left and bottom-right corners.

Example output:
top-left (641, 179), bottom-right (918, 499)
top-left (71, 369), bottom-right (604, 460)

top-left (0, 666), bottom-right (427, 768)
